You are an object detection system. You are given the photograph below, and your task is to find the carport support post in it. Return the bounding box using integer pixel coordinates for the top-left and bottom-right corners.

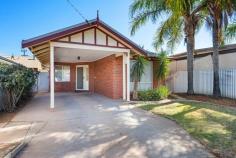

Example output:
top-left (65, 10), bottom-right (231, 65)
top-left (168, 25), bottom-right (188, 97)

top-left (122, 53), bottom-right (126, 100)
top-left (127, 52), bottom-right (130, 101)
top-left (50, 45), bottom-right (55, 109)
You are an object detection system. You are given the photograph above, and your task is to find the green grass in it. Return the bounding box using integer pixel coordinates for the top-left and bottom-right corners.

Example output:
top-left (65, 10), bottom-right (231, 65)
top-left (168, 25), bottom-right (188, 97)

top-left (139, 101), bottom-right (236, 158)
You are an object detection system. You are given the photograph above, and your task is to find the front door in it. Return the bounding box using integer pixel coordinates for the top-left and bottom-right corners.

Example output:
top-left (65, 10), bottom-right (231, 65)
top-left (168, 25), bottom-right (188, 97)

top-left (76, 65), bottom-right (89, 90)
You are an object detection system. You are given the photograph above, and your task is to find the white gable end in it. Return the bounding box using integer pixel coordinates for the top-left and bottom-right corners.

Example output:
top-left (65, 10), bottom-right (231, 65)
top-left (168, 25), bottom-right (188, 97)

top-left (108, 36), bottom-right (117, 46)
top-left (58, 37), bottom-right (69, 42)
top-left (71, 33), bottom-right (82, 43)
top-left (84, 29), bottom-right (95, 44)
top-left (96, 29), bottom-right (106, 45)
top-left (56, 27), bottom-right (129, 49)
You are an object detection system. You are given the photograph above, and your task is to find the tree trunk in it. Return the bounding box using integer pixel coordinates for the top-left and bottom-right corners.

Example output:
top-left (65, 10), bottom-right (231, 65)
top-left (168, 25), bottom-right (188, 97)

top-left (133, 80), bottom-right (138, 100)
top-left (186, 25), bottom-right (195, 95)
top-left (212, 21), bottom-right (221, 97)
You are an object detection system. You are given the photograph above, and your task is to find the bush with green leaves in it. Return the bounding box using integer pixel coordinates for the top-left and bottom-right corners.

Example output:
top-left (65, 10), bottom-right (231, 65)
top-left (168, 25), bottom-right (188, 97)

top-left (0, 63), bottom-right (38, 112)
top-left (138, 86), bottom-right (170, 101)
top-left (156, 86), bottom-right (170, 99)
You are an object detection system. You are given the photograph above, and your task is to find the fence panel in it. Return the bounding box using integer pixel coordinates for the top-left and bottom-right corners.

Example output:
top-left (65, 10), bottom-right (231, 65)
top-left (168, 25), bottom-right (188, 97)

top-left (171, 69), bottom-right (236, 99)
top-left (173, 71), bottom-right (187, 93)
top-left (36, 72), bottom-right (49, 92)
top-left (130, 82), bottom-right (153, 91)
top-left (130, 60), bottom-right (153, 92)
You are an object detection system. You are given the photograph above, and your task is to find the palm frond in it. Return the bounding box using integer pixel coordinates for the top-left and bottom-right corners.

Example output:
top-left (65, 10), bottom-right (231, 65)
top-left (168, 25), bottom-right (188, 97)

top-left (224, 23), bottom-right (236, 41)
top-left (131, 56), bottom-right (148, 82)
top-left (156, 50), bottom-right (170, 81)
top-left (129, 0), bottom-right (166, 35)
top-left (130, 10), bottom-right (159, 35)
top-left (153, 14), bottom-right (184, 52)
top-left (130, 0), bottom-right (166, 18)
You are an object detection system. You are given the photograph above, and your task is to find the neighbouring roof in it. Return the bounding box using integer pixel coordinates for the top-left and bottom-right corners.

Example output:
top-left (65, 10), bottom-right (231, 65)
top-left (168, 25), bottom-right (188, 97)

top-left (6, 56), bottom-right (43, 70)
top-left (22, 19), bottom-right (147, 56)
top-left (170, 44), bottom-right (236, 60)
top-left (146, 51), bottom-right (158, 57)
top-left (0, 56), bottom-right (20, 65)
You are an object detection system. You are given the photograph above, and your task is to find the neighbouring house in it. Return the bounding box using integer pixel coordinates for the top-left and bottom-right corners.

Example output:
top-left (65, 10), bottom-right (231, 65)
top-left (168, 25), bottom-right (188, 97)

top-left (167, 44), bottom-right (236, 99)
top-left (6, 55), bottom-right (43, 71)
top-left (6, 55), bottom-right (49, 92)
top-left (22, 18), bottom-right (159, 108)
top-left (0, 55), bottom-right (20, 65)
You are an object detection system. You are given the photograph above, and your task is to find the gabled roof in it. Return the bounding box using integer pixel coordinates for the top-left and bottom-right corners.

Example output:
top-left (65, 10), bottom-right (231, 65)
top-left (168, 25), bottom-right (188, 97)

top-left (170, 44), bottom-right (236, 60)
top-left (22, 19), bottom-right (147, 56)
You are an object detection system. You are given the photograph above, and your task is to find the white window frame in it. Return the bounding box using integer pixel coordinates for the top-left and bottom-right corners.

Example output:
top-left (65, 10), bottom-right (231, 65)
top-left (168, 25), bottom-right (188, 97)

top-left (55, 65), bottom-right (70, 82)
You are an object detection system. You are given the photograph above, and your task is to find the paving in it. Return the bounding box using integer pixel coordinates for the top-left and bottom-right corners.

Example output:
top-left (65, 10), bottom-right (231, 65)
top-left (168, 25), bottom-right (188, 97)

top-left (11, 93), bottom-right (214, 158)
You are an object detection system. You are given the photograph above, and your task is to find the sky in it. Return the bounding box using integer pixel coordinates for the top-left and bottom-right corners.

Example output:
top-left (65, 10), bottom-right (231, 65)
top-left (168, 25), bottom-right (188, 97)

top-left (0, 0), bottom-right (233, 57)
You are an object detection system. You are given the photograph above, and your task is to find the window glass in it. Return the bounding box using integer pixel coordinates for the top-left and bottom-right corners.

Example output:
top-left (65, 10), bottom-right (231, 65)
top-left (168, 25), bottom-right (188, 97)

top-left (55, 65), bottom-right (70, 82)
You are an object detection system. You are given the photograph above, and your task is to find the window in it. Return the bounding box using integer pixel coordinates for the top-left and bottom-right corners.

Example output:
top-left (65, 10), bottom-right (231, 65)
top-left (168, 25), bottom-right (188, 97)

top-left (55, 65), bottom-right (70, 82)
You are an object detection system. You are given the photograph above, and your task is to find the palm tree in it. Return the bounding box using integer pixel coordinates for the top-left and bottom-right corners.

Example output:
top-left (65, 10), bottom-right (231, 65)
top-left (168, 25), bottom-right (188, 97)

top-left (131, 56), bottom-right (147, 100)
top-left (130, 0), bottom-right (206, 95)
top-left (156, 50), bottom-right (170, 85)
top-left (205, 0), bottom-right (236, 97)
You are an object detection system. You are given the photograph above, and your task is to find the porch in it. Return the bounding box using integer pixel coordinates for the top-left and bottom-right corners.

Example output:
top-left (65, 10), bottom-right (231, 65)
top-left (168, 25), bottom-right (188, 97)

top-left (49, 41), bottom-right (131, 108)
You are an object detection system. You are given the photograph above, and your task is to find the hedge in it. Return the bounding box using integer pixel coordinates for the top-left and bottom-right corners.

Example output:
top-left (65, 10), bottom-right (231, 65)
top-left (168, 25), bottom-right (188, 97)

top-left (0, 63), bottom-right (38, 112)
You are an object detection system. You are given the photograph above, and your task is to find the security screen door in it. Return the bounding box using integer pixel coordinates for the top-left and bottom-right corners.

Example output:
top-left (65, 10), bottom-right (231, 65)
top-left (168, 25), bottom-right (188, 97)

top-left (76, 65), bottom-right (89, 90)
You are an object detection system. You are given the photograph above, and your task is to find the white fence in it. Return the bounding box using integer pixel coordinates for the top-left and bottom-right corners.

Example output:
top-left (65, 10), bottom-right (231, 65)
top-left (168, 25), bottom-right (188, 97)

top-left (169, 69), bottom-right (236, 99)
top-left (130, 82), bottom-right (153, 91)
top-left (33, 72), bottom-right (49, 92)
top-left (130, 60), bottom-right (153, 91)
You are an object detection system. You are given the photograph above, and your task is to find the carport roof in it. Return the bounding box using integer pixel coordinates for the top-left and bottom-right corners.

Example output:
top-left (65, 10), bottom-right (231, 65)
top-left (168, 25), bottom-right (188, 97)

top-left (22, 18), bottom-right (148, 56)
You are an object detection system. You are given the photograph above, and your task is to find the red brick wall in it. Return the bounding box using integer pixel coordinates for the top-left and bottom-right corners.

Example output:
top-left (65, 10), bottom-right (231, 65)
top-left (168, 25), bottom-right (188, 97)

top-left (93, 55), bottom-right (123, 99)
top-left (113, 56), bottom-right (123, 99)
top-left (54, 63), bottom-right (75, 92)
top-left (54, 62), bottom-right (95, 92)
top-left (88, 62), bottom-right (95, 93)
top-left (54, 55), bottom-right (123, 99)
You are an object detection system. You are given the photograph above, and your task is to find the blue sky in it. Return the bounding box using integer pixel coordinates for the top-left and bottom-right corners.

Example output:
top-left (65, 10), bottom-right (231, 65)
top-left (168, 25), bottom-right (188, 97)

top-left (0, 0), bottom-right (232, 57)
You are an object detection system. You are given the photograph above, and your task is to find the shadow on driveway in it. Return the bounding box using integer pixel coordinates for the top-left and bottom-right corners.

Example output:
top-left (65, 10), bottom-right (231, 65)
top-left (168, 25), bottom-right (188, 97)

top-left (12, 93), bottom-right (214, 158)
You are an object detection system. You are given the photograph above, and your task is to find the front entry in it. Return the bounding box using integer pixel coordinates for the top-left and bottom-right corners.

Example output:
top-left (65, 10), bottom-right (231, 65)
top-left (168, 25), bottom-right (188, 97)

top-left (76, 65), bottom-right (89, 90)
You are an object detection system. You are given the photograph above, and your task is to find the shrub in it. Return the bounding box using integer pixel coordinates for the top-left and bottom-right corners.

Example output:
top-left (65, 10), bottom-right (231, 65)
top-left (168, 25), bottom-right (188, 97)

top-left (138, 86), bottom-right (170, 101)
top-left (0, 63), bottom-right (38, 112)
top-left (157, 86), bottom-right (170, 99)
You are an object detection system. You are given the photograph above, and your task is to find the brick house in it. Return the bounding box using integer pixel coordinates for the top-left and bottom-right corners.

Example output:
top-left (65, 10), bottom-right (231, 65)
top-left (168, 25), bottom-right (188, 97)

top-left (22, 18), bottom-right (158, 108)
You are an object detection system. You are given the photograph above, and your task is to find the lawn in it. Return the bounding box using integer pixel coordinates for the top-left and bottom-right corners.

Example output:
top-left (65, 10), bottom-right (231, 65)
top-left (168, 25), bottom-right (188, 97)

top-left (139, 101), bottom-right (236, 158)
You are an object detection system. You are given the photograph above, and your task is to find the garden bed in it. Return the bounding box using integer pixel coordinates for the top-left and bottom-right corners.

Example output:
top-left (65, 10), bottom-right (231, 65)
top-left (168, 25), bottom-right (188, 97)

top-left (176, 93), bottom-right (236, 107)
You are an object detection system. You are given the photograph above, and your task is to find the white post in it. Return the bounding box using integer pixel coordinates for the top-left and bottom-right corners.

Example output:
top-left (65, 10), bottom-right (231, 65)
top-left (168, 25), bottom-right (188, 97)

top-left (50, 45), bottom-right (55, 109)
top-left (122, 53), bottom-right (126, 100)
top-left (126, 51), bottom-right (130, 101)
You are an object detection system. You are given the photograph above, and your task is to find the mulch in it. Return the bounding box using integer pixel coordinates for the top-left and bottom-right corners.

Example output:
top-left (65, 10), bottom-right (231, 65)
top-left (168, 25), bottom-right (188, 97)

top-left (176, 93), bottom-right (236, 108)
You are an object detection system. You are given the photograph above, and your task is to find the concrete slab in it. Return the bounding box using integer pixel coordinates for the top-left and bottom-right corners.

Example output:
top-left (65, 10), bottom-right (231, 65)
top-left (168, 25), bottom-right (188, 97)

top-left (13, 93), bottom-right (214, 158)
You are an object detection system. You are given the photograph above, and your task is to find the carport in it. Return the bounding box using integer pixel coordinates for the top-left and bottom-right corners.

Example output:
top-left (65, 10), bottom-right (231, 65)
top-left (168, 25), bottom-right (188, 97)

top-left (22, 18), bottom-right (148, 109)
top-left (48, 41), bottom-right (131, 108)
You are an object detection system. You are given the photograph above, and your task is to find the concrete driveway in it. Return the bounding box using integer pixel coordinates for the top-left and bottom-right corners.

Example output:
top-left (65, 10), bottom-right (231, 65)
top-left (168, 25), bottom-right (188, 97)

top-left (14, 93), bottom-right (213, 158)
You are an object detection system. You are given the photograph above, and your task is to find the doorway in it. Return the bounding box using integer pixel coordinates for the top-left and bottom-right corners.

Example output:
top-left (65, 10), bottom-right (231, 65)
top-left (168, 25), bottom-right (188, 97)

top-left (76, 65), bottom-right (89, 90)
